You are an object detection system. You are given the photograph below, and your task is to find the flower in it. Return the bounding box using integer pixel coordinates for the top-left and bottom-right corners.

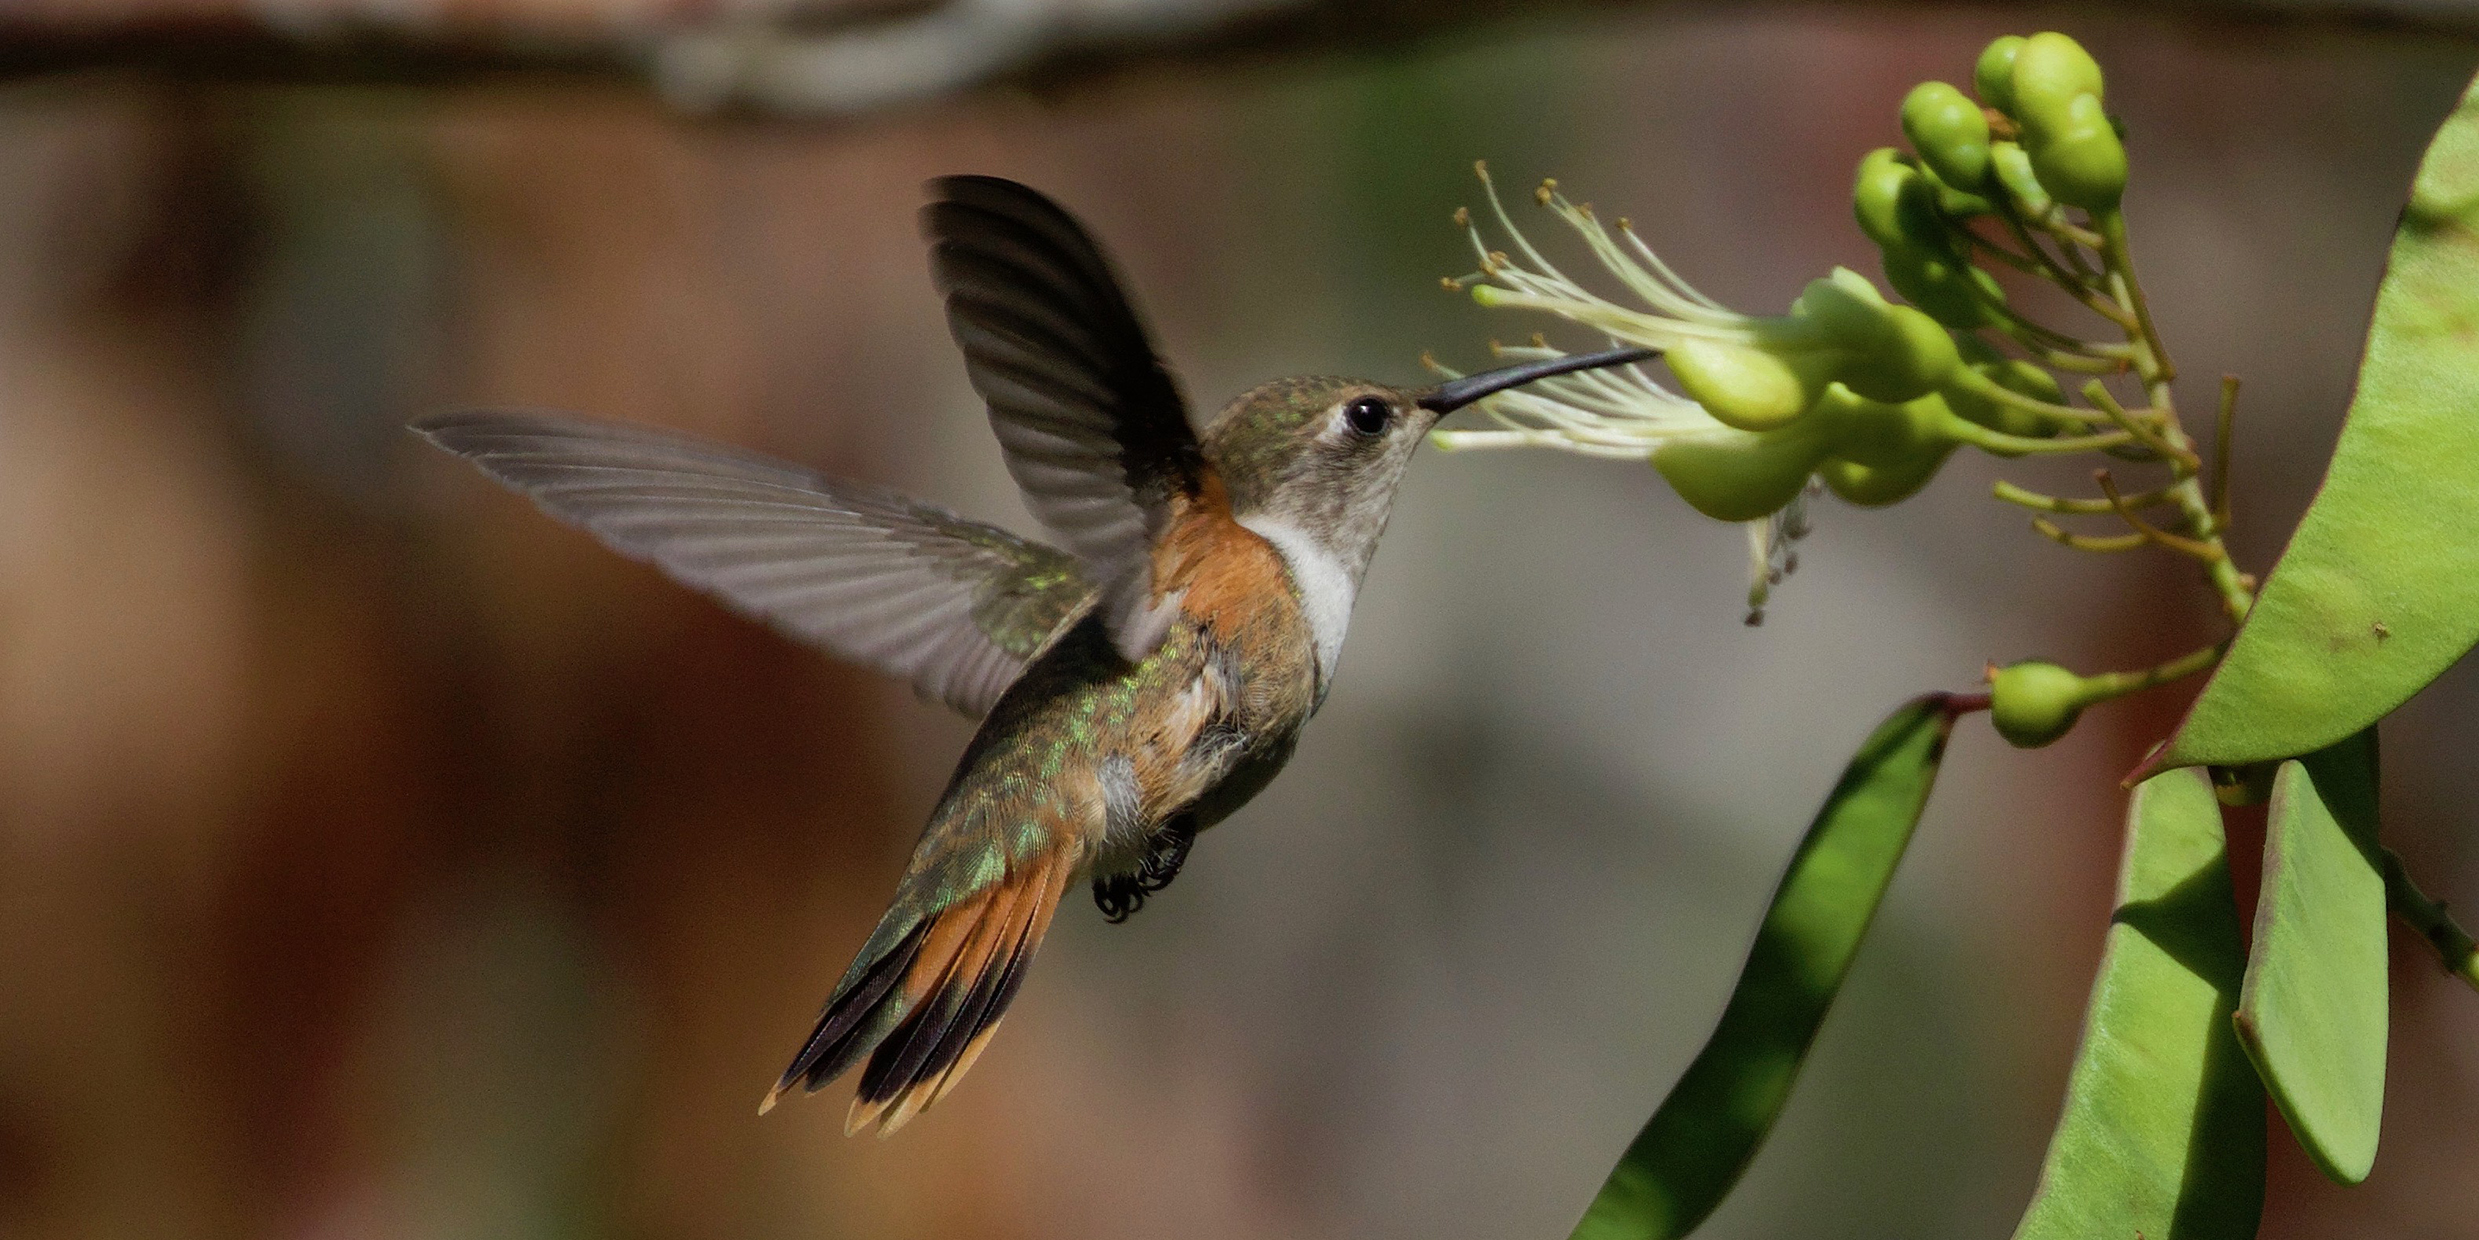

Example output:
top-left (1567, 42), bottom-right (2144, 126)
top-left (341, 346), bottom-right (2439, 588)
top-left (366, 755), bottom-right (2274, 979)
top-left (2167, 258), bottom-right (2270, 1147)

top-left (1428, 164), bottom-right (1822, 620)
top-left (1436, 161), bottom-right (1964, 437)
top-left (1429, 164), bottom-right (1759, 458)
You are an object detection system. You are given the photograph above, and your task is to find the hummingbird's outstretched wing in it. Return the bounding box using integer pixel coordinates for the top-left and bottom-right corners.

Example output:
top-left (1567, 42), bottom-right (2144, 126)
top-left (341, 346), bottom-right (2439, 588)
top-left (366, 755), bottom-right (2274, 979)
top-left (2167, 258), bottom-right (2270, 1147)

top-left (921, 175), bottom-right (1207, 666)
top-left (412, 411), bottom-right (1095, 717)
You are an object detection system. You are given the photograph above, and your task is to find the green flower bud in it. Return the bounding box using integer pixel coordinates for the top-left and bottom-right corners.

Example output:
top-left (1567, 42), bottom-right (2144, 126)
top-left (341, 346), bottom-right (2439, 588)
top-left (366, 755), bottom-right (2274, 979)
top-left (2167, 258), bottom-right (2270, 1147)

top-left (1881, 246), bottom-right (2001, 330)
top-left (1819, 443), bottom-right (1956, 508)
top-left (1853, 147), bottom-right (1916, 250)
top-left (1907, 159), bottom-right (1997, 218)
top-left (1663, 339), bottom-right (1839, 432)
top-left (1839, 304), bottom-right (1960, 403)
top-left (1790, 268), bottom-right (1892, 341)
top-left (1944, 359), bottom-right (2065, 444)
top-left (1812, 386), bottom-right (1965, 468)
top-left (1989, 141), bottom-right (2052, 216)
top-left (1852, 148), bottom-right (1948, 254)
top-left (2026, 93), bottom-right (2127, 210)
top-left (1934, 182), bottom-right (1996, 219)
top-left (1989, 659), bottom-right (2090, 748)
top-left (1997, 358), bottom-right (2065, 402)
top-left (1651, 422), bottom-right (1835, 523)
top-left (2009, 32), bottom-right (2105, 137)
top-left (1901, 81), bottom-right (1992, 190)
top-left (1974, 35), bottom-right (2026, 113)
top-left (1786, 272), bottom-right (1960, 403)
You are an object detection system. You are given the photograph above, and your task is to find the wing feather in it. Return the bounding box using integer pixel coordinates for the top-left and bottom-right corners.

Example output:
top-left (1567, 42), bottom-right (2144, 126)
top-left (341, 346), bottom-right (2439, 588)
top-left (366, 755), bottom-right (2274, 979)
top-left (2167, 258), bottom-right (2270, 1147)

top-left (413, 410), bottom-right (1094, 717)
top-left (921, 175), bottom-right (1208, 664)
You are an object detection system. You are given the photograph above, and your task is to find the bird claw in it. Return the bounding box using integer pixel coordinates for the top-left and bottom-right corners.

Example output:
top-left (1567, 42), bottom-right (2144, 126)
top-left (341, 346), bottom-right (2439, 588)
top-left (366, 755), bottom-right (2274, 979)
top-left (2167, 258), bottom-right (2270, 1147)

top-left (1093, 815), bottom-right (1198, 923)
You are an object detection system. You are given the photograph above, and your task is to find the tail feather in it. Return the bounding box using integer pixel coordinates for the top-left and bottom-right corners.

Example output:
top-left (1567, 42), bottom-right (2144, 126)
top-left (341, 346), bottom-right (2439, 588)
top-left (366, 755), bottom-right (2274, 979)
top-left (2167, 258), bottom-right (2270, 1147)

top-left (765, 846), bottom-right (1077, 1134)
top-left (929, 857), bottom-right (1067, 1105)
top-left (849, 853), bottom-right (1073, 1135)
top-left (849, 875), bottom-right (1029, 1133)
top-left (764, 895), bottom-right (988, 1114)
top-left (761, 920), bottom-right (930, 1113)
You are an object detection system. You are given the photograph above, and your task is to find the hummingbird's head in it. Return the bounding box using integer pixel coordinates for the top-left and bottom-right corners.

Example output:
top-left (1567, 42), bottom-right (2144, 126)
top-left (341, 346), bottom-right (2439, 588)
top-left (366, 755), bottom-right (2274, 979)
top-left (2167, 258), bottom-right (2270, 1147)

top-left (1201, 376), bottom-right (1439, 594)
top-left (1202, 346), bottom-right (1659, 596)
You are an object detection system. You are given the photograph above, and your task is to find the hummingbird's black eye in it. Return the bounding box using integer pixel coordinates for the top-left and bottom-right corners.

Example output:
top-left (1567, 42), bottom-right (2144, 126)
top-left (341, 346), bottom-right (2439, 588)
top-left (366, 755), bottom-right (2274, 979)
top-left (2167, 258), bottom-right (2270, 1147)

top-left (1343, 396), bottom-right (1393, 437)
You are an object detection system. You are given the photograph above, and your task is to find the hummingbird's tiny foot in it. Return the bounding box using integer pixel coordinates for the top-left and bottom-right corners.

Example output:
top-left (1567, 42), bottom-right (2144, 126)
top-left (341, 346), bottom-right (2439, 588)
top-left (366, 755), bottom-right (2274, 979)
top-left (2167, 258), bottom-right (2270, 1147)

top-left (1093, 814), bottom-right (1199, 922)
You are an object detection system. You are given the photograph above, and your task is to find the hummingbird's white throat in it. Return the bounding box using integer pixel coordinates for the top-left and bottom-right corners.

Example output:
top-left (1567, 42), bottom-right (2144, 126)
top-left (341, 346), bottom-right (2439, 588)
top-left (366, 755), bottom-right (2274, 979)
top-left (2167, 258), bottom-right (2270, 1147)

top-left (1236, 512), bottom-right (1357, 690)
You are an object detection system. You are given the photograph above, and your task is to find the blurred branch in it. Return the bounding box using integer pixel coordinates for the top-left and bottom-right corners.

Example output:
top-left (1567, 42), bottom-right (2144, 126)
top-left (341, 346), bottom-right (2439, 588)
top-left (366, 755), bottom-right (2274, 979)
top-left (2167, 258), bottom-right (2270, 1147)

top-left (1, 0), bottom-right (2475, 117)
top-left (0, 22), bottom-right (642, 88)
top-left (2383, 848), bottom-right (2479, 996)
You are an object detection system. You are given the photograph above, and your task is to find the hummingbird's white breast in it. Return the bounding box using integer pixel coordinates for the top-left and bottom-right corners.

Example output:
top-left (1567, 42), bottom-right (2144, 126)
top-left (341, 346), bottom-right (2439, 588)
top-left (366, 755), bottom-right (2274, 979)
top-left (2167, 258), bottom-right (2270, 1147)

top-left (1234, 512), bottom-right (1357, 692)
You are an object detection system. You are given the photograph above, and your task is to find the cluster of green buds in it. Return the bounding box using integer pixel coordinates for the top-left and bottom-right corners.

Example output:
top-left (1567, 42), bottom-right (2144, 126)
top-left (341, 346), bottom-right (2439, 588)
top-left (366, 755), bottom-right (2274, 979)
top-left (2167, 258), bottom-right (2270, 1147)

top-left (1867, 33), bottom-right (2127, 323)
top-left (1435, 32), bottom-right (2259, 742)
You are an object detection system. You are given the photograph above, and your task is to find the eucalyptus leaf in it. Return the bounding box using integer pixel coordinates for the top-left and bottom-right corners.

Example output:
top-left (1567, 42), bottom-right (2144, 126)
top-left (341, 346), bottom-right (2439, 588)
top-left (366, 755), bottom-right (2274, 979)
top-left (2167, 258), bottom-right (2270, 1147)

top-left (2155, 72), bottom-right (2479, 770)
top-left (1568, 695), bottom-right (1956, 1240)
top-left (2236, 731), bottom-right (2388, 1184)
top-left (2013, 767), bottom-right (2263, 1240)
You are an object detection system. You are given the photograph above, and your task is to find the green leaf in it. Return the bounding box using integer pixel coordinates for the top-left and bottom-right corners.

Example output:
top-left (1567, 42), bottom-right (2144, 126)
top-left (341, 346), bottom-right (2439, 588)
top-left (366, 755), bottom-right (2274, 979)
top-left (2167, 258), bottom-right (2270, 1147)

top-left (2013, 768), bottom-right (2264, 1240)
top-left (1568, 695), bottom-right (1957, 1240)
top-left (2155, 73), bottom-right (2479, 770)
top-left (2236, 730), bottom-right (2387, 1184)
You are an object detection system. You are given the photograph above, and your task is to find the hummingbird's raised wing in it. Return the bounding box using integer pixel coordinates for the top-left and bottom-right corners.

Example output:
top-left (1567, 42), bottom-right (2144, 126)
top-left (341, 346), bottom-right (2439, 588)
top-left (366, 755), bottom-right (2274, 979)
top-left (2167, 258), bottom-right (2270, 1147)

top-left (413, 411), bottom-right (1094, 717)
top-left (921, 175), bottom-right (1207, 665)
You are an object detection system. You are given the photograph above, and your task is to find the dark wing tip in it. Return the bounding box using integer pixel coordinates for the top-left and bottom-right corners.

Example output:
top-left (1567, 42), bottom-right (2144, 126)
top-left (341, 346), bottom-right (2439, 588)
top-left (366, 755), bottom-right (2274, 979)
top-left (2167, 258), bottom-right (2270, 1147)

top-left (919, 177), bottom-right (1116, 282)
top-left (923, 175), bottom-right (1079, 227)
top-left (925, 173), bottom-right (1028, 199)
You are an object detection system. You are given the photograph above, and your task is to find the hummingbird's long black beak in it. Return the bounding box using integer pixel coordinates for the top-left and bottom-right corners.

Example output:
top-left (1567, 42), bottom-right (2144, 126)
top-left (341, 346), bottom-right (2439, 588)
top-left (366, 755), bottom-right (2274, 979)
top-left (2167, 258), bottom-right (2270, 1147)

top-left (1414, 345), bottom-right (1660, 414)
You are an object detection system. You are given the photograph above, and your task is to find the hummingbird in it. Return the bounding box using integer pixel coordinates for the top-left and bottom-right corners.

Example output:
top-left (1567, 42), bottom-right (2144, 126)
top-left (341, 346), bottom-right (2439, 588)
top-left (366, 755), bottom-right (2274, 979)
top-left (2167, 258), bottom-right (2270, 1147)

top-left (413, 176), bottom-right (1653, 1136)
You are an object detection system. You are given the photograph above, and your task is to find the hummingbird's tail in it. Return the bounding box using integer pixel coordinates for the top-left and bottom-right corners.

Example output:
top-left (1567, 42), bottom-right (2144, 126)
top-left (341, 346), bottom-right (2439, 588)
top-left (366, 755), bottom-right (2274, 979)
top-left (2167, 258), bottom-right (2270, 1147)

top-left (762, 846), bottom-right (1076, 1136)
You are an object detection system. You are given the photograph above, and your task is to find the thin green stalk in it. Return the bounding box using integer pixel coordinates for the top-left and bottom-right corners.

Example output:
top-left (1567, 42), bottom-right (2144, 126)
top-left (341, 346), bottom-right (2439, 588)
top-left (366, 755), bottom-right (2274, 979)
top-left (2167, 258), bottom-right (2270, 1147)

top-left (1996, 200), bottom-right (2136, 329)
top-left (1983, 301), bottom-right (2112, 356)
top-left (2026, 346), bottom-right (2137, 375)
top-left (2381, 849), bottom-right (2479, 995)
top-left (2081, 381), bottom-right (2197, 472)
top-left (1951, 422), bottom-right (2137, 456)
top-left (2098, 210), bottom-right (2176, 383)
top-left (2095, 471), bottom-right (2223, 561)
top-left (2039, 206), bottom-right (2253, 626)
top-left (2079, 643), bottom-right (2226, 704)
top-left (2032, 210), bottom-right (2106, 282)
top-left (2035, 207), bottom-right (2108, 251)
top-left (1948, 367), bottom-right (2121, 430)
top-left (2177, 479), bottom-right (2255, 624)
top-left (1957, 228), bottom-right (2046, 276)
top-left (1995, 479), bottom-right (2176, 515)
top-left (2031, 518), bottom-right (2146, 552)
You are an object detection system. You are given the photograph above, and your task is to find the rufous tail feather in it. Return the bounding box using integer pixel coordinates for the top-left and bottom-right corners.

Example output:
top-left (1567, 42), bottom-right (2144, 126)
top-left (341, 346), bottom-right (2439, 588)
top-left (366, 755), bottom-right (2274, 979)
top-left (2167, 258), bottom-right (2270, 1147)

top-left (849, 852), bottom-right (1072, 1135)
top-left (762, 846), bottom-right (1076, 1135)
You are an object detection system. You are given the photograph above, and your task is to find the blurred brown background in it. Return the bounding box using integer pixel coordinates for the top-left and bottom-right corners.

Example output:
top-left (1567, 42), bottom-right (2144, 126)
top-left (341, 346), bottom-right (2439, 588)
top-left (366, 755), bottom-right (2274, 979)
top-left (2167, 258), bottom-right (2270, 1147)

top-left (4, 5), bottom-right (2479, 1239)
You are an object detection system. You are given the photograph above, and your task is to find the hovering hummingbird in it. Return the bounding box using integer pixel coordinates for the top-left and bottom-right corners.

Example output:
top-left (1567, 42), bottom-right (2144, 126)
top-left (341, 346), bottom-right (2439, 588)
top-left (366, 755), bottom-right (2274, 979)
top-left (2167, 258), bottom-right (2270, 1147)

top-left (414, 176), bottom-right (1653, 1135)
